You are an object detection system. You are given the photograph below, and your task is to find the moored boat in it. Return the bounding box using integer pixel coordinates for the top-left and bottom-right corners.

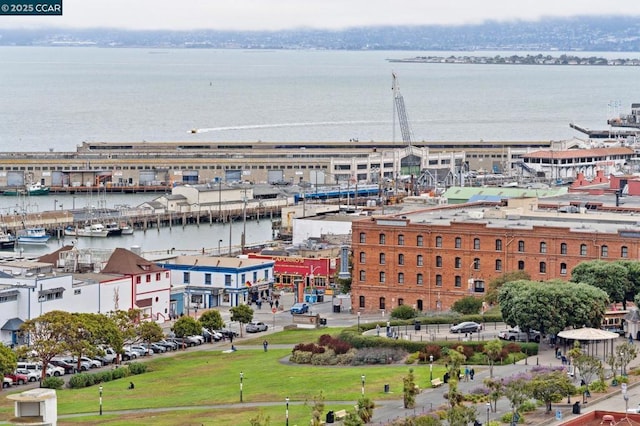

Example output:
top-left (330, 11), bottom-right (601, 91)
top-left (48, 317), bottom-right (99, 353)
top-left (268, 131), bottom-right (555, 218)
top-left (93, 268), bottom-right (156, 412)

top-left (105, 222), bottom-right (123, 237)
top-left (3, 182), bottom-right (50, 196)
top-left (17, 227), bottom-right (50, 245)
top-left (65, 223), bottom-right (109, 238)
top-left (0, 231), bottom-right (16, 250)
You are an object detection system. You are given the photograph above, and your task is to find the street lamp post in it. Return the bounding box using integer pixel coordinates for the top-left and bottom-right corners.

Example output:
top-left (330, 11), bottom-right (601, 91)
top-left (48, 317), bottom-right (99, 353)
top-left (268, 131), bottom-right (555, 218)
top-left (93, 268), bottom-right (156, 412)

top-left (620, 351), bottom-right (624, 376)
top-left (240, 372), bottom-right (244, 402)
top-left (285, 396), bottom-right (289, 426)
top-left (361, 375), bottom-right (365, 397)
top-left (429, 355), bottom-right (434, 381)
top-left (357, 312), bottom-right (361, 332)
top-left (218, 239), bottom-right (222, 256)
top-left (99, 385), bottom-right (103, 416)
top-left (486, 402), bottom-right (490, 425)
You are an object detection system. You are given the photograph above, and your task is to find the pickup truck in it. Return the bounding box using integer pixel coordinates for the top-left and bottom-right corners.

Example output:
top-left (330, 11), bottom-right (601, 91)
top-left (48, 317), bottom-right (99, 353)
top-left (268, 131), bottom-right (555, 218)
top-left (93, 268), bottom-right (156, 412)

top-left (498, 327), bottom-right (541, 343)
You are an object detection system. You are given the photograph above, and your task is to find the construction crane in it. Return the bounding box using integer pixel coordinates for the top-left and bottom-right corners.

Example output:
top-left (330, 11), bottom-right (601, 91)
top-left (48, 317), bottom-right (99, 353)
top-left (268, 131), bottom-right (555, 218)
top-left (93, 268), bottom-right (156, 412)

top-left (392, 72), bottom-right (414, 146)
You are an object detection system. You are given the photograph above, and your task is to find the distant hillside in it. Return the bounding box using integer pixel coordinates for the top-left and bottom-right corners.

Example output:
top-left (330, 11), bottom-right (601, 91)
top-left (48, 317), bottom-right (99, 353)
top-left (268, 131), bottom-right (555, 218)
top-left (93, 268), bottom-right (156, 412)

top-left (1, 16), bottom-right (640, 51)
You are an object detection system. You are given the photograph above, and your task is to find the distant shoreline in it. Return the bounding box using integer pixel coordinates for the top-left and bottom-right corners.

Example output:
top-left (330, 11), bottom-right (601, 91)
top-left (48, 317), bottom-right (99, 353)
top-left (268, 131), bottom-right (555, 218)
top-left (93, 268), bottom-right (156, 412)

top-left (387, 54), bottom-right (640, 66)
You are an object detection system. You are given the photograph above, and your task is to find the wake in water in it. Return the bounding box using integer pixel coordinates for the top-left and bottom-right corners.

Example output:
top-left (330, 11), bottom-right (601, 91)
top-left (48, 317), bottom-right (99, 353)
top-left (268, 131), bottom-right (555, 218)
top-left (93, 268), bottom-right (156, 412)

top-left (188, 120), bottom-right (388, 133)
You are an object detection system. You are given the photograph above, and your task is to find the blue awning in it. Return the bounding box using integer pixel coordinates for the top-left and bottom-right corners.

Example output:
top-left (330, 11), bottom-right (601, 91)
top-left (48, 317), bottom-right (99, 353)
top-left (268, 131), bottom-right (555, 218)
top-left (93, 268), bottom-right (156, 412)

top-left (1, 317), bottom-right (23, 331)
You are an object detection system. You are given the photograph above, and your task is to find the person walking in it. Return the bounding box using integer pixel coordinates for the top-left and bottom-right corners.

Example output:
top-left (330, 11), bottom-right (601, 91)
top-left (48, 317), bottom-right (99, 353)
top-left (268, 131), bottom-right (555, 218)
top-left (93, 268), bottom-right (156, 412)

top-left (263, 340), bottom-right (269, 352)
top-left (464, 366), bottom-right (470, 382)
top-left (470, 368), bottom-right (475, 380)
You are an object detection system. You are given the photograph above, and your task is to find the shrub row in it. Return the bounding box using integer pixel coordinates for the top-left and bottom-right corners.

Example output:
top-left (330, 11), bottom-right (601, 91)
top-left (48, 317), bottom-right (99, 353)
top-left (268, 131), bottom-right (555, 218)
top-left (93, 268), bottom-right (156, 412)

top-left (67, 362), bottom-right (147, 389)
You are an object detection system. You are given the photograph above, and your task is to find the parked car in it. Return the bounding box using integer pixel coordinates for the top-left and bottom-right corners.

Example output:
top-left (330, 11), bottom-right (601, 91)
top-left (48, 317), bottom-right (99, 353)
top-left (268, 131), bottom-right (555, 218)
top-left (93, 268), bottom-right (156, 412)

top-left (121, 349), bottom-right (138, 361)
top-left (96, 347), bottom-right (118, 365)
top-left (203, 329), bottom-right (222, 342)
top-left (2, 377), bottom-right (11, 388)
top-left (146, 343), bottom-right (167, 354)
top-left (188, 335), bottom-right (204, 345)
top-left (290, 302), bottom-right (310, 314)
top-left (155, 339), bottom-right (178, 351)
top-left (170, 337), bottom-right (200, 348)
top-left (53, 357), bottom-right (89, 372)
top-left (50, 359), bottom-right (76, 375)
top-left (5, 372), bottom-right (28, 385)
top-left (129, 345), bottom-right (153, 356)
top-left (79, 357), bottom-right (103, 369)
top-left (450, 321), bottom-right (482, 334)
top-left (498, 327), bottom-right (541, 343)
top-left (215, 329), bottom-right (239, 340)
top-left (246, 321), bottom-right (268, 333)
top-left (16, 368), bottom-right (40, 382)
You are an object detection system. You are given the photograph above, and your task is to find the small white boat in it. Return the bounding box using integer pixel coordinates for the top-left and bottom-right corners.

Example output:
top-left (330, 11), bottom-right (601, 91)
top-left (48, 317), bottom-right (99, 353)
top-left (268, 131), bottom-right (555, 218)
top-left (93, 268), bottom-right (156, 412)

top-left (17, 227), bottom-right (50, 245)
top-left (120, 224), bottom-right (134, 235)
top-left (65, 223), bottom-right (109, 238)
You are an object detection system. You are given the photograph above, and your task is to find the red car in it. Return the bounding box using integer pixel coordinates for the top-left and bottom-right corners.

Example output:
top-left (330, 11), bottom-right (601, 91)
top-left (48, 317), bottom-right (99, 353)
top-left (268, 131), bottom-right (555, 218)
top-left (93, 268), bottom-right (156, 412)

top-left (5, 372), bottom-right (29, 385)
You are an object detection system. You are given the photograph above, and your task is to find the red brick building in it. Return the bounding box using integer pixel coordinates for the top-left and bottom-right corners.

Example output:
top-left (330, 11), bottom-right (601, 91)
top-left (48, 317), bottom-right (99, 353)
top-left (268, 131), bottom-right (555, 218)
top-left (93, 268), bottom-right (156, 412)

top-left (350, 202), bottom-right (640, 313)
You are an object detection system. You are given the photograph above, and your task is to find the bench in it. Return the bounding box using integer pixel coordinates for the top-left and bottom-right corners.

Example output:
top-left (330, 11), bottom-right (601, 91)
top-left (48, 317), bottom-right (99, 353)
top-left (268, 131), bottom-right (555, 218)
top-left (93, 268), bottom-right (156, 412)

top-left (431, 378), bottom-right (443, 387)
top-left (335, 409), bottom-right (347, 420)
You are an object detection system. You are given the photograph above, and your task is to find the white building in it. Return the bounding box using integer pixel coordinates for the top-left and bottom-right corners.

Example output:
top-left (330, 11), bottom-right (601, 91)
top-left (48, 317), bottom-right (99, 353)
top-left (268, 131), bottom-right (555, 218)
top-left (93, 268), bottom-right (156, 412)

top-left (156, 255), bottom-right (275, 312)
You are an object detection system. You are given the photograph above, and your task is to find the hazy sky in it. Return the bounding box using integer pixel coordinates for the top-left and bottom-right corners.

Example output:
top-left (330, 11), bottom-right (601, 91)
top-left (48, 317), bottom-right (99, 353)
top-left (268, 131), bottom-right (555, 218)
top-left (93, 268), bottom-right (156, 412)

top-left (2, 0), bottom-right (640, 31)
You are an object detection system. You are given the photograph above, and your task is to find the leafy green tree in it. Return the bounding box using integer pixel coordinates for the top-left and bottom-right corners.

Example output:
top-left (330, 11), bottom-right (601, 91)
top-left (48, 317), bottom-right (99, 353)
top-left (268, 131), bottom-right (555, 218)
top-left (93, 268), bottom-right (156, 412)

top-left (66, 313), bottom-right (103, 372)
top-left (403, 368), bottom-right (418, 408)
top-left (446, 406), bottom-right (477, 426)
top-left (336, 276), bottom-right (352, 295)
top-left (106, 309), bottom-right (140, 362)
top-left (20, 310), bottom-right (72, 380)
top-left (483, 377), bottom-right (504, 413)
top-left (616, 342), bottom-right (638, 375)
top-left (451, 296), bottom-right (483, 315)
top-left (617, 260), bottom-right (640, 305)
top-left (137, 321), bottom-right (165, 345)
top-left (171, 316), bottom-right (202, 338)
top-left (444, 347), bottom-right (466, 409)
top-left (483, 339), bottom-right (503, 378)
top-left (503, 374), bottom-right (529, 419)
top-left (343, 410), bottom-right (364, 426)
top-left (356, 396), bottom-right (375, 423)
top-left (498, 280), bottom-right (608, 336)
top-left (529, 370), bottom-right (574, 413)
top-left (568, 342), bottom-right (603, 388)
top-left (485, 270), bottom-right (530, 305)
top-left (230, 304), bottom-right (254, 337)
top-left (199, 309), bottom-right (225, 332)
top-left (309, 390), bottom-right (325, 426)
top-left (0, 343), bottom-right (17, 375)
top-left (392, 305), bottom-right (417, 320)
top-left (571, 260), bottom-right (630, 309)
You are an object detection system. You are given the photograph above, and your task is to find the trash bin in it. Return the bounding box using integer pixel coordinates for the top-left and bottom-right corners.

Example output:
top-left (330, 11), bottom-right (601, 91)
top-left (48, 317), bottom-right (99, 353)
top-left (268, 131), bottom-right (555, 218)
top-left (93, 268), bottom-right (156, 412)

top-left (572, 401), bottom-right (580, 415)
top-left (326, 411), bottom-right (335, 423)
top-left (333, 305), bottom-right (341, 313)
top-left (320, 318), bottom-right (327, 326)
top-left (317, 295), bottom-right (324, 303)
top-left (384, 384), bottom-right (390, 393)
top-left (414, 320), bottom-right (421, 331)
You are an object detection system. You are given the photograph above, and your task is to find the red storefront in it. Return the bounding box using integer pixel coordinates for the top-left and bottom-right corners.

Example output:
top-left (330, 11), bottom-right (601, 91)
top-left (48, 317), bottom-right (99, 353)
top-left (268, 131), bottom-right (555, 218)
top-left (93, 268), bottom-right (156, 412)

top-left (248, 254), bottom-right (337, 302)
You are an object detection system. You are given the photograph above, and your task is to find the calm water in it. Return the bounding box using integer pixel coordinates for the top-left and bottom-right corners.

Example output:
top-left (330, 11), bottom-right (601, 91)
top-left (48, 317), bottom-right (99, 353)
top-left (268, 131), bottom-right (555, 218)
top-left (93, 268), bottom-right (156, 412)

top-left (1, 47), bottom-right (638, 151)
top-left (0, 47), bottom-right (638, 254)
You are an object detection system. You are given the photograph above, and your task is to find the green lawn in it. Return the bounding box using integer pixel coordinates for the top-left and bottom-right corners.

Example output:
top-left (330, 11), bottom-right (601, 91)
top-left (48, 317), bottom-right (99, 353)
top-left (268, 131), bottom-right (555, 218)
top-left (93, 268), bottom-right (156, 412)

top-left (242, 326), bottom-right (341, 345)
top-left (0, 329), bottom-right (446, 425)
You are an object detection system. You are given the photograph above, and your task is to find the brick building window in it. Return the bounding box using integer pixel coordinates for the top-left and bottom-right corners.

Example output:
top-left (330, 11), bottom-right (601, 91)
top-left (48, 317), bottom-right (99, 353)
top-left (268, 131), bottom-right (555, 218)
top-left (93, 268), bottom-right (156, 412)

top-left (379, 297), bottom-right (386, 310)
top-left (455, 257), bottom-right (461, 268)
top-left (417, 255), bottom-right (424, 266)
top-left (455, 276), bottom-right (462, 287)
top-left (580, 244), bottom-right (587, 256)
top-left (473, 258), bottom-right (480, 270)
top-left (560, 243), bottom-right (567, 255)
top-left (398, 272), bottom-right (404, 284)
top-left (540, 242), bottom-right (547, 253)
top-left (455, 237), bottom-right (462, 248)
top-left (417, 299), bottom-right (423, 311)
top-left (359, 270), bottom-right (366, 281)
top-left (417, 235), bottom-right (424, 247)
top-left (473, 238), bottom-right (480, 250)
top-left (435, 256), bottom-right (442, 267)
top-left (359, 252), bottom-right (365, 263)
top-left (359, 296), bottom-right (365, 308)
top-left (495, 259), bottom-right (502, 271)
top-left (379, 233), bottom-right (386, 244)
top-left (417, 273), bottom-right (423, 285)
top-left (474, 281), bottom-right (485, 293)
top-left (398, 254), bottom-right (405, 265)
top-left (379, 271), bottom-right (386, 283)
top-left (539, 261), bottom-right (547, 273)
top-left (398, 234), bottom-right (405, 245)
top-left (518, 260), bottom-right (525, 270)
top-left (435, 236), bottom-right (442, 247)
top-left (398, 298), bottom-right (404, 306)
top-left (622, 246), bottom-right (629, 258)
top-left (518, 240), bottom-right (525, 252)
top-left (359, 232), bottom-right (366, 243)
top-left (495, 239), bottom-right (503, 251)
top-left (435, 274), bottom-right (442, 287)
top-left (601, 245), bottom-right (608, 258)
top-left (560, 263), bottom-right (567, 275)
top-left (379, 253), bottom-right (385, 264)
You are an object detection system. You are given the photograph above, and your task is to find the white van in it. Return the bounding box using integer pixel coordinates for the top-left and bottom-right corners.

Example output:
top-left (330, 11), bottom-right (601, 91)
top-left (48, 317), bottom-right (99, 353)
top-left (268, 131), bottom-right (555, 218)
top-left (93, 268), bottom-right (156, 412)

top-left (17, 362), bottom-right (64, 377)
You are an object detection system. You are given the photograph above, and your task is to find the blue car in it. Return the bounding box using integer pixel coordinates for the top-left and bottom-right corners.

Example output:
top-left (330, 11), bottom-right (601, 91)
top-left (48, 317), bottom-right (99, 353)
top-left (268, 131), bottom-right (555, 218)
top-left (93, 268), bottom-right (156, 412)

top-left (290, 302), bottom-right (310, 314)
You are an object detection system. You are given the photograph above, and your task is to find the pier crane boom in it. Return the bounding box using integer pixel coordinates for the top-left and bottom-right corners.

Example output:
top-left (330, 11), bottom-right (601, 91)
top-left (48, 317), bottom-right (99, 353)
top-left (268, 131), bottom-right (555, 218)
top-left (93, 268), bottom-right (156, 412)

top-left (392, 72), bottom-right (414, 146)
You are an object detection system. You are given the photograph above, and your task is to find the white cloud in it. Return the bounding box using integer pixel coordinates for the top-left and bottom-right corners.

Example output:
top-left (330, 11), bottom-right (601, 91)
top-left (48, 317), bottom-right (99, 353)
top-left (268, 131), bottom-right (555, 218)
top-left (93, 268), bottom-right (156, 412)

top-left (2, 0), bottom-right (640, 31)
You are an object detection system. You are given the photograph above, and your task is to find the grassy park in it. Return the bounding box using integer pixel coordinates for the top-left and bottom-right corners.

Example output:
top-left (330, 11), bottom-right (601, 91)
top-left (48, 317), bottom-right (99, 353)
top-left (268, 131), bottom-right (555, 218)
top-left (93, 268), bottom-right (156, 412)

top-left (0, 327), bottom-right (445, 425)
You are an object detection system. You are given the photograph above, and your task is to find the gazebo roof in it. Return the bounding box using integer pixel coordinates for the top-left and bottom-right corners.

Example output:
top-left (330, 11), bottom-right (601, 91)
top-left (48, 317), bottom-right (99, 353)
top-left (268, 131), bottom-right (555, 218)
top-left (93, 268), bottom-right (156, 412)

top-left (557, 327), bottom-right (619, 341)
